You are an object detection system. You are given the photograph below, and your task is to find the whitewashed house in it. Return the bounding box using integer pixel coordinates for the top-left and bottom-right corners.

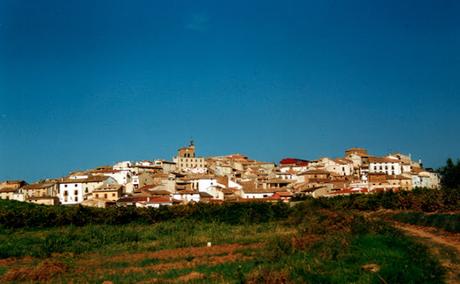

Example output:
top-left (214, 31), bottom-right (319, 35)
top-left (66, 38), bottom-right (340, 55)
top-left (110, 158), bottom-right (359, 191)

top-left (368, 157), bottom-right (402, 176)
top-left (58, 176), bottom-right (117, 205)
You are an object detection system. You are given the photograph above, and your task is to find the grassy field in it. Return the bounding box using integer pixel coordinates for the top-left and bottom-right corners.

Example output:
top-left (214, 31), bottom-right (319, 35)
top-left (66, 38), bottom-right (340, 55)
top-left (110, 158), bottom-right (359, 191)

top-left (0, 202), bottom-right (447, 283)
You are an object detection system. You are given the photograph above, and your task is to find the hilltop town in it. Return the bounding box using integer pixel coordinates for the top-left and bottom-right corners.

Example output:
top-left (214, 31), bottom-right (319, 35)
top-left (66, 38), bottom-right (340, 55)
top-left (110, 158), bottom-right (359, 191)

top-left (0, 142), bottom-right (440, 208)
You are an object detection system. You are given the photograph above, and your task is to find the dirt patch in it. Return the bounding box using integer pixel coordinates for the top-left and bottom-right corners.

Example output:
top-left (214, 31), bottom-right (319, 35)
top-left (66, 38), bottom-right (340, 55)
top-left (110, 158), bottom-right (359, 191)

top-left (78, 242), bottom-right (262, 268)
top-left (112, 243), bottom-right (261, 262)
top-left (138, 272), bottom-right (206, 283)
top-left (176, 271), bottom-right (206, 282)
top-left (394, 222), bottom-right (460, 254)
top-left (395, 222), bottom-right (460, 284)
top-left (1, 260), bottom-right (67, 281)
top-left (0, 258), bottom-right (16, 266)
top-left (100, 253), bottom-right (251, 275)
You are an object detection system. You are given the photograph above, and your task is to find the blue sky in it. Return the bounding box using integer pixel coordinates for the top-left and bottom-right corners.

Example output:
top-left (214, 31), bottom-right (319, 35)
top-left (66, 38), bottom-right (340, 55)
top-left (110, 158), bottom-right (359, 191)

top-left (1, 0), bottom-right (459, 182)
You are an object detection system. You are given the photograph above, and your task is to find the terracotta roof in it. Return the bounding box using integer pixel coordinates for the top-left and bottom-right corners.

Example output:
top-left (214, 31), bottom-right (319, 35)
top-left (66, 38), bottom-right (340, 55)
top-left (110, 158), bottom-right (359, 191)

top-left (143, 197), bottom-right (173, 204)
top-left (93, 184), bottom-right (123, 192)
top-left (149, 189), bottom-right (173, 195)
top-left (0, 180), bottom-right (26, 185)
top-left (138, 184), bottom-right (158, 191)
top-left (329, 188), bottom-right (368, 195)
top-left (264, 178), bottom-right (292, 184)
top-left (174, 190), bottom-right (199, 195)
top-left (334, 158), bottom-right (350, 165)
top-left (22, 182), bottom-right (56, 190)
top-left (242, 187), bottom-right (285, 193)
top-left (299, 169), bottom-right (331, 175)
top-left (199, 192), bottom-right (214, 198)
top-left (60, 176), bottom-right (110, 184)
top-left (274, 191), bottom-right (293, 197)
top-left (368, 157), bottom-right (400, 164)
top-left (0, 187), bottom-right (17, 193)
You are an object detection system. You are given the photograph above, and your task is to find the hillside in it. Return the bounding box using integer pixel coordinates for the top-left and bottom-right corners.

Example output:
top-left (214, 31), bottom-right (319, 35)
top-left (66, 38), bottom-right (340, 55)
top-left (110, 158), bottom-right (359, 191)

top-left (0, 198), bottom-right (457, 283)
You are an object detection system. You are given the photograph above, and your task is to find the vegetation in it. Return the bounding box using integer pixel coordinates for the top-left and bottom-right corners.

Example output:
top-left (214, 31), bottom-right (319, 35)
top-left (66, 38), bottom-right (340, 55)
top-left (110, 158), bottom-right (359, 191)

top-left (439, 158), bottom-right (460, 189)
top-left (0, 201), bottom-right (290, 229)
top-left (0, 201), bottom-right (447, 283)
top-left (248, 208), bottom-right (445, 284)
top-left (293, 187), bottom-right (460, 212)
top-left (391, 212), bottom-right (460, 233)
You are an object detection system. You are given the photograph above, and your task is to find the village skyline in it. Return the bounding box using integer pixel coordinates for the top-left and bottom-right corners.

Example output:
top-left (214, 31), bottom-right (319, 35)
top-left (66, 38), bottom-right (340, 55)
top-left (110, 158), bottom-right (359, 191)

top-left (0, 142), bottom-right (441, 207)
top-left (0, 141), bottom-right (443, 183)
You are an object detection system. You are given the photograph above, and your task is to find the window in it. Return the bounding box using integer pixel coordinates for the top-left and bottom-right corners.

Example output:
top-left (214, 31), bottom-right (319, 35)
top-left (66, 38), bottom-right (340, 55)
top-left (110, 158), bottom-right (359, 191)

top-left (112, 193), bottom-right (116, 197)
top-left (75, 197), bottom-right (78, 202)
top-left (75, 184), bottom-right (78, 187)
top-left (74, 190), bottom-right (78, 196)
top-left (64, 184), bottom-right (68, 188)
top-left (104, 194), bottom-right (107, 199)
top-left (96, 194), bottom-right (99, 198)
top-left (64, 191), bottom-right (68, 196)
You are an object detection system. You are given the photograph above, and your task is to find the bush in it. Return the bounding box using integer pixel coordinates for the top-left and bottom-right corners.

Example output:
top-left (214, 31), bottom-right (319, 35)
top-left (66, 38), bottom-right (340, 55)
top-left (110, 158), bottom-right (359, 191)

top-left (0, 200), bottom-right (291, 229)
top-left (302, 187), bottom-right (459, 212)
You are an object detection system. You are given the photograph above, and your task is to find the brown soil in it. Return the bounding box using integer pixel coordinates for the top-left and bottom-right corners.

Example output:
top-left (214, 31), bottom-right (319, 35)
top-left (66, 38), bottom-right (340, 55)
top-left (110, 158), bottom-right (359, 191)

top-left (394, 222), bottom-right (460, 253)
top-left (0, 242), bottom-right (262, 282)
top-left (176, 271), bottom-right (206, 282)
top-left (111, 242), bottom-right (262, 262)
top-left (0, 258), bottom-right (16, 266)
top-left (394, 222), bottom-right (460, 284)
top-left (77, 242), bottom-right (262, 268)
top-left (1, 260), bottom-right (67, 282)
top-left (99, 253), bottom-right (251, 275)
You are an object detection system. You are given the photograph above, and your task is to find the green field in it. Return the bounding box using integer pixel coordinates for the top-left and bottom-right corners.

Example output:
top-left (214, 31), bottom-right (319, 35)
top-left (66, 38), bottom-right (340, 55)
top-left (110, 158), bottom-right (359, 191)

top-left (0, 201), bottom-right (447, 283)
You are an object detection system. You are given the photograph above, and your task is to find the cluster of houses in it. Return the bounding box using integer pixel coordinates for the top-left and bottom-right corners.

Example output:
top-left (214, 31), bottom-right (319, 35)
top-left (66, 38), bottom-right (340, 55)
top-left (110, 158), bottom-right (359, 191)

top-left (0, 143), bottom-right (441, 208)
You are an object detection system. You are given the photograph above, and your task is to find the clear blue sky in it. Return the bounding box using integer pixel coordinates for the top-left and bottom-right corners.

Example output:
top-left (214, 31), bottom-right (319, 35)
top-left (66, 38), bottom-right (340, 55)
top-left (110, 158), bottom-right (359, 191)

top-left (1, 0), bottom-right (459, 182)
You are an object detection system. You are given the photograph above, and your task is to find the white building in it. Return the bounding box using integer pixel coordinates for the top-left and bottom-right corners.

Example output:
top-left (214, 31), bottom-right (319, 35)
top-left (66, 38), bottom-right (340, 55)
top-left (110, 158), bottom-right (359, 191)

top-left (368, 157), bottom-right (402, 176)
top-left (58, 176), bottom-right (117, 205)
top-left (412, 171), bottom-right (440, 189)
top-left (185, 175), bottom-right (227, 200)
top-left (172, 190), bottom-right (201, 203)
top-left (241, 188), bottom-right (277, 199)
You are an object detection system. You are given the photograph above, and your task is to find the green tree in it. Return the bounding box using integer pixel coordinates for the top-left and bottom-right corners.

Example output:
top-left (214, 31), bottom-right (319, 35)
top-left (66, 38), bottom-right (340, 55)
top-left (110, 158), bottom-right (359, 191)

top-left (439, 158), bottom-right (460, 189)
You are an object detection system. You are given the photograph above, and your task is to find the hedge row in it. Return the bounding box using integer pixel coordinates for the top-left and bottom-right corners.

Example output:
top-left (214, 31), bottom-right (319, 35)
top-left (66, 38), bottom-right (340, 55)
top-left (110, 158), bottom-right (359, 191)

top-left (294, 187), bottom-right (460, 212)
top-left (0, 200), bottom-right (290, 229)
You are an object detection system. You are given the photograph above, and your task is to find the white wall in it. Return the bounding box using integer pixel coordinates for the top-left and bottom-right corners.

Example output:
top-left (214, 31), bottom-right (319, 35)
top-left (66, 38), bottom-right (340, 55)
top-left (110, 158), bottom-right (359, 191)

top-left (172, 193), bottom-right (200, 203)
top-left (369, 162), bottom-right (402, 175)
top-left (241, 192), bottom-right (274, 199)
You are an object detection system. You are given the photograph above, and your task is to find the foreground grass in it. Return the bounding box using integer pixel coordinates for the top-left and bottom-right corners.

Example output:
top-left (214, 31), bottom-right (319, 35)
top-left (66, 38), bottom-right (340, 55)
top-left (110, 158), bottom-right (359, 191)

top-left (0, 204), bottom-right (448, 283)
top-left (0, 220), bottom-right (288, 258)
